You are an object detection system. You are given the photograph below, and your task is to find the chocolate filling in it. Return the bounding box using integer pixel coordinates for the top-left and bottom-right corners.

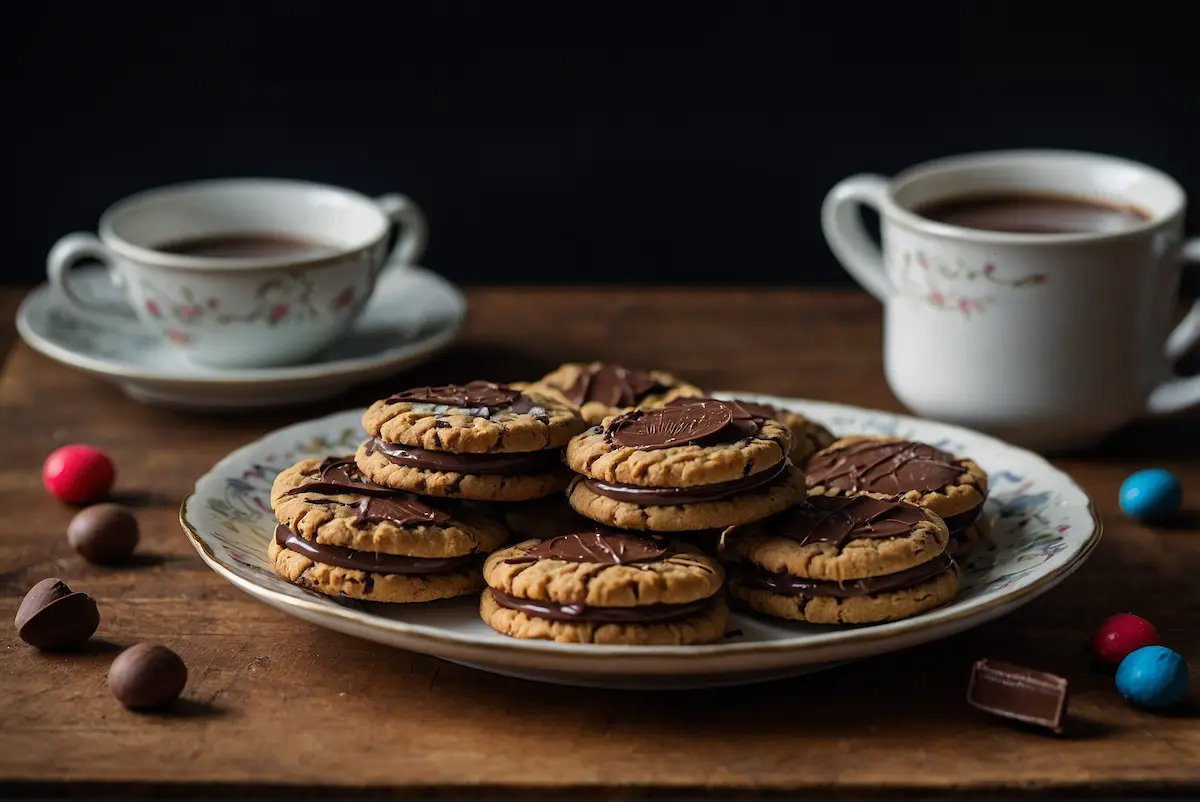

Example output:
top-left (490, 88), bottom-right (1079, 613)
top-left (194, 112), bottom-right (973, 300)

top-left (942, 500), bottom-right (985, 535)
top-left (735, 552), bottom-right (956, 599)
top-left (274, 524), bottom-right (474, 575)
top-left (365, 438), bottom-right (561, 476)
top-left (488, 588), bottom-right (710, 623)
top-left (583, 458), bottom-right (790, 505)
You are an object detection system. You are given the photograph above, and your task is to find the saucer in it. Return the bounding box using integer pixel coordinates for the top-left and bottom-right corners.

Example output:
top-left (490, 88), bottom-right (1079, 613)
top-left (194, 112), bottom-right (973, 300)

top-left (16, 264), bottom-right (466, 411)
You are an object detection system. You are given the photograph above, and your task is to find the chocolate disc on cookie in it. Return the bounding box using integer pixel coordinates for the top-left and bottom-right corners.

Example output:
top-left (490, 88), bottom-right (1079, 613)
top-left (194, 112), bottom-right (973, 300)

top-left (357, 381), bottom-right (586, 502)
top-left (723, 494), bottom-right (958, 625)
top-left (267, 456), bottom-right (510, 603)
top-left (564, 399), bottom-right (805, 531)
top-left (481, 528), bottom-right (727, 645)
top-left (806, 435), bottom-right (989, 547)
top-left (523, 362), bottom-right (704, 424)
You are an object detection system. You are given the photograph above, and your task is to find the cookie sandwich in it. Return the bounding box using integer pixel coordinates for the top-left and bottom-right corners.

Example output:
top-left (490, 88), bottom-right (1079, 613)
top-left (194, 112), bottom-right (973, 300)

top-left (679, 397), bottom-right (835, 468)
top-left (523, 361), bottom-right (703, 424)
top-left (481, 527), bottom-right (728, 645)
top-left (268, 457), bottom-right (509, 602)
top-left (806, 435), bottom-right (989, 556)
top-left (565, 398), bottom-right (806, 532)
top-left (723, 494), bottom-right (958, 624)
top-left (356, 381), bottom-right (587, 502)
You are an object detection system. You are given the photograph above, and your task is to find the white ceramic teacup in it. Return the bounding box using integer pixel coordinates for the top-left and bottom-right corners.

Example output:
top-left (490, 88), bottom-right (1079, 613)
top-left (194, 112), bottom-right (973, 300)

top-left (47, 178), bottom-right (428, 368)
top-left (823, 150), bottom-right (1200, 452)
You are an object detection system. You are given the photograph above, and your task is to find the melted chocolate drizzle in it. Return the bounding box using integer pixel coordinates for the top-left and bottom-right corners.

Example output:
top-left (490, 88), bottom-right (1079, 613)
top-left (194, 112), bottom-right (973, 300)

top-left (503, 530), bottom-right (672, 565)
top-left (282, 458), bottom-right (453, 527)
top-left (764, 495), bottom-right (930, 547)
top-left (806, 439), bottom-right (965, 494)
top-left (274, 524), bottom-right (473, 574)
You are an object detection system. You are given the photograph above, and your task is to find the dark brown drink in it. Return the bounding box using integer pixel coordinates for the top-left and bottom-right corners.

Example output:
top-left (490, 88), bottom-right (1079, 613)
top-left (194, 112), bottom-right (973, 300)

top-left (154, 233), bottom-right (339, 259)
top-left (915, 192), bottom-right (1150, 234)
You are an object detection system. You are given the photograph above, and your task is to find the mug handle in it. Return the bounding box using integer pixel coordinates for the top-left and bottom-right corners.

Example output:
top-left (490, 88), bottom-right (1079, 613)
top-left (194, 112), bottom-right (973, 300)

top-left (47, 233), bottom-right (145, 332)
top-left (821, 174), bottom-right (892, 301)
top-left (1148, 237), bottom-right (1200, 414)
top-left (374, 193), bottom-right (428, 270)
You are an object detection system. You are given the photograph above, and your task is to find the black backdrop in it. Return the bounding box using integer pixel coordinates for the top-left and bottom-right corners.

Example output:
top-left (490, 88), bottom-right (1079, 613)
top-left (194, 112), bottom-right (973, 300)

top-left (5, 1), bottom-right (1199, 286)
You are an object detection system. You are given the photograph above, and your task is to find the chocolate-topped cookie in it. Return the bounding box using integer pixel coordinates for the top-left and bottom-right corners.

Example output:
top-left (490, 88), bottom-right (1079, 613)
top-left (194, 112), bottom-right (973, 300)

top-left (805, 435), bottom-right (988, 551)
top-left (713, 399), bottom-right (835, 467)
top-left (481, 528), bottom-right (727, 645)
top-left (523, 362), bottom-right (703, 424)
top-left (267, 456), bottom-right (510, 603)
top-left (356, 381), bottom-right (586, 502)
top-left (723, 494), bottom-right (958, 625)
top-left (564, 399), bottom-right (805, 532)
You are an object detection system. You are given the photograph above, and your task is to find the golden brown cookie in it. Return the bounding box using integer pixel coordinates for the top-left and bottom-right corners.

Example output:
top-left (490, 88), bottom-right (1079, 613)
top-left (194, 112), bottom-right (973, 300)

top-left (722, 495), bottom-right (950, 581)
top-left (268, 537), bottom-right (484, 603)
top-left (721, 399), bottom-right (835, 467)
top-left (480, 529), bottom-right (727, 644)
top-left (481, 589), bottom-right (728, 645)
top-left (568, 464), bottom-right (807, 532)
top-left (271, 457), bottom-right (509, 557)
top-left (565, 400), bottom-right (790, 488)
top-left (362, 381), bottom-right (586, 453)
top-left (524, 362), bottom-right (704, 424)
top-left (806, 435), bottom-right (988, 523)
top-left (729, 562), bottom-right (958, 625)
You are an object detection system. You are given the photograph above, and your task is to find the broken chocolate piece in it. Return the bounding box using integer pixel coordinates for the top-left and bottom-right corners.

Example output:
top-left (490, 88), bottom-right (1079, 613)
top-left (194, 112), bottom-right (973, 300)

top-left (967, 658), bottom-right (1069, 734)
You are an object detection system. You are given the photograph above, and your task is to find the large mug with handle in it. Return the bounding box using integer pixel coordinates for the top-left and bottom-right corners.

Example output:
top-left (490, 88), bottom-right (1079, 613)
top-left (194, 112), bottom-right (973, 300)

top-left (822, 150), bottom-right (1200, 452)
top-left (47, 178), bottom-right (428, 369)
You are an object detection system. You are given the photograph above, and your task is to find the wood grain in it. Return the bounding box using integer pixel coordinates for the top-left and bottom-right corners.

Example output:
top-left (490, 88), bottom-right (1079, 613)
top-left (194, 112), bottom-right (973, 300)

top-left (1, 286), bottom-right (1197, 797)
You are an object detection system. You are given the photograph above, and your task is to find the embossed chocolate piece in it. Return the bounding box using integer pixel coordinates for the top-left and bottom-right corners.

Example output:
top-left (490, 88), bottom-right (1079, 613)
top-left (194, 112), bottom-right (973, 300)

top-left (607, 401), bottom-right (735, 450)
top-left (563, 364), bottom-right (667, 407)
top-left (967, 659), bottom-right (1069, 734)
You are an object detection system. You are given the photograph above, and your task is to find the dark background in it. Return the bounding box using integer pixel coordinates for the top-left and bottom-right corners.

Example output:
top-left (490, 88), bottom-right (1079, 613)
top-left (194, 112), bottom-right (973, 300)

top-left (4, 1), bottom-right (1198, 287)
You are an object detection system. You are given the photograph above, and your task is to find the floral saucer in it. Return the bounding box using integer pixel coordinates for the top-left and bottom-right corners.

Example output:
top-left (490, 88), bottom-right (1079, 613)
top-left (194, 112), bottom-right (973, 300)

top-left (16, 264), bottom-right (466, 411)
top-left (181, 395), bottom-right (1101, 690)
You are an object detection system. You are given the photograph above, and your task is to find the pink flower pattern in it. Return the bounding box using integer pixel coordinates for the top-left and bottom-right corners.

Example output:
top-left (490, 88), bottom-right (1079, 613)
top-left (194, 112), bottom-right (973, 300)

top-left (900, 251), bottom-right (1048, 319)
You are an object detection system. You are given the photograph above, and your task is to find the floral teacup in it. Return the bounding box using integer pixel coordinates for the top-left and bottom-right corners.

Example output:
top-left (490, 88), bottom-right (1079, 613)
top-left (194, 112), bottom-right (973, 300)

top-left (823, 150), bottom-right (1200, 452)
top-left (47, 178), bottom-right (427, 368)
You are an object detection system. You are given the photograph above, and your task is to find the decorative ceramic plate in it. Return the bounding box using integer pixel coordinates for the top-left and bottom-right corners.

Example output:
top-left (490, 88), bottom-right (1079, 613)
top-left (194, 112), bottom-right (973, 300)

top-left (181, 396), bottom-right (1100, 690)
top-left (16, 264), bottom-right (466, 411)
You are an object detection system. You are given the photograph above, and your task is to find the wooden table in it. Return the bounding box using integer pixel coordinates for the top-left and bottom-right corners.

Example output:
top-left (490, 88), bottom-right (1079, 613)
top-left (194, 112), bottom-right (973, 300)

top-left (1, 286), bottom-right (1197, 798)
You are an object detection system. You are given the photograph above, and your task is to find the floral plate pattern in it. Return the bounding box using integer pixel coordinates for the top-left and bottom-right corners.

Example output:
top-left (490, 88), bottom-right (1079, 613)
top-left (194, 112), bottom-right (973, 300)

top-left (181, 395), bottom-right (1100, 690)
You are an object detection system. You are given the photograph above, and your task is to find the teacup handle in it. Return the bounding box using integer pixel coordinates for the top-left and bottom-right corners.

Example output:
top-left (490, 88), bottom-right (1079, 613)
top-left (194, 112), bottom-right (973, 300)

top-left (1148, 237), bottom-right (1200, 414)
top-left (821, 174), bottom-right (892, 301)
top-left (47, 233), bottom-right (145, 332)
top-left (375, 193), bottom-right (428, 270)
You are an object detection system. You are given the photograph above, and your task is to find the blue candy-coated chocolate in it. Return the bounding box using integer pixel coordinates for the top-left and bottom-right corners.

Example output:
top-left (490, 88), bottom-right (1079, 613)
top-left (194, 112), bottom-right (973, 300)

top-left (1118, 469), bottom-right (1182, 522)
top-left (1115, 646), bottom-right (1190, 709)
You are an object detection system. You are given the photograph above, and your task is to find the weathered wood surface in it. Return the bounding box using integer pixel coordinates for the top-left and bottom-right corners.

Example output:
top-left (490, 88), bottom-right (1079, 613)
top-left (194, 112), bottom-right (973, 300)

top-left (1, 286), bottom-right (1197, 797)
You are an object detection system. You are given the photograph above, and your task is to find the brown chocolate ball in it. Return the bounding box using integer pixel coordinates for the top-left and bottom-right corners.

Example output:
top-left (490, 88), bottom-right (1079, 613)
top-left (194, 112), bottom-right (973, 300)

top-left (108, 643), bottom-right (188, 710)
top-left (14, 578), bottom-right (100, 651)
top-left (67, 504), bottom-right (139, 564)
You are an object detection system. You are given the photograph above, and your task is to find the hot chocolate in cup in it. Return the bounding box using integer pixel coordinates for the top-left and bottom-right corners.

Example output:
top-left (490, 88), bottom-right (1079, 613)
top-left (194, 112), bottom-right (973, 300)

top-left (47, 178), bottom-right (428, 369)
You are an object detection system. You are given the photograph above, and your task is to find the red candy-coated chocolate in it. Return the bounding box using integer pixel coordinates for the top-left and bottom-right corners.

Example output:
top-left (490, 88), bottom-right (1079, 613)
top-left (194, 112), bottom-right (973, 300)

top-left (42, 445), bottom-right (116, 504)
top-left (1091, 613), bottom-right (1160, 665)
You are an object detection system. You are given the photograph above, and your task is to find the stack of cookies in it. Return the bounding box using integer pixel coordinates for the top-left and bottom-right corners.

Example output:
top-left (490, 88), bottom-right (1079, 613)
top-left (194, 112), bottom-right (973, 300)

top-left (268, 457), bottom-right (509, 603)
top-left (481, 529), bottom-right (728, 645)
top-left (804, 435), bottom-right (989, 556)
top-left (563, 398), bottom-right (807, 532)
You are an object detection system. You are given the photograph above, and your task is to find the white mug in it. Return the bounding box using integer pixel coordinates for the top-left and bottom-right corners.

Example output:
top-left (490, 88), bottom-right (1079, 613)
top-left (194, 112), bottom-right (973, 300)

top-left (823, 150), bottom-right (1200, 452)
top-left (47, 178), bottom-right (428, 368)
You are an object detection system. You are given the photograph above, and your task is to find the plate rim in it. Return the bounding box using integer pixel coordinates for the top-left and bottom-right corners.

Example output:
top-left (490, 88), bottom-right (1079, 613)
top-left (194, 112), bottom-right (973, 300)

top-left (15, 265), bottom-right (467, 385)
top-left (179, 396), bottom-right (1102, 665)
